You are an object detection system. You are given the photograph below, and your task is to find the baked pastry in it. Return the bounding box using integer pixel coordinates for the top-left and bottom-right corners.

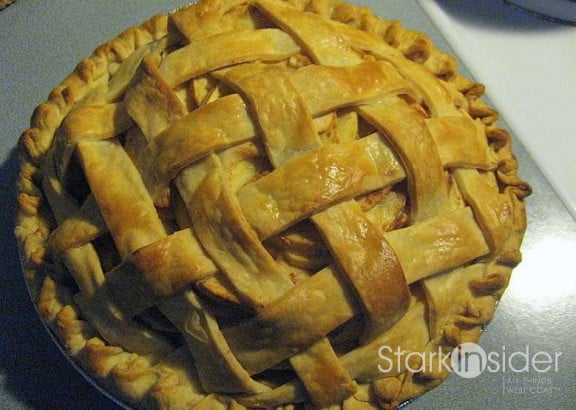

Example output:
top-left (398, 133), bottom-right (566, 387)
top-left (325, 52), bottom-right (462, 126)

top-left (15, 0), bottom-right (531, 408)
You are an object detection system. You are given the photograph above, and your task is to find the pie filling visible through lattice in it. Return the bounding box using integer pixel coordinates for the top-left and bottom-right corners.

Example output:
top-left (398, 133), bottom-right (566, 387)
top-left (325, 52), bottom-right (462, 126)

top-left (15, 0), bottom-right (531, 408)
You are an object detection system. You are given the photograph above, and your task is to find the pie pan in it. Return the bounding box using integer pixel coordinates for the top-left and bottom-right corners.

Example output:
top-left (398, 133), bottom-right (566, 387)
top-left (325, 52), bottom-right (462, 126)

top-left (13, 0), bottom-right (532, 408)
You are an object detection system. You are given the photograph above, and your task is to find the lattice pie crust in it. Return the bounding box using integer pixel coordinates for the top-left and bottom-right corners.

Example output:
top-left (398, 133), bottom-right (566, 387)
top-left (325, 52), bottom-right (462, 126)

top-left (15, 0), bottom-right (531, 408)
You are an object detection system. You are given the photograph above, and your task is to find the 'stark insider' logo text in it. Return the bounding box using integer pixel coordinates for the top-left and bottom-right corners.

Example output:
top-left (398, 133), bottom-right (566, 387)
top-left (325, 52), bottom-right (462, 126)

top-left (378, 343), bottom-right (562, 379)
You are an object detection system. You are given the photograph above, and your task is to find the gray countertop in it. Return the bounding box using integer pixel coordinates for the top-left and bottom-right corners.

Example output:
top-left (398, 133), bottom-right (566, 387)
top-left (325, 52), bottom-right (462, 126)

top-left (1, 1), bottom-right (574, 409)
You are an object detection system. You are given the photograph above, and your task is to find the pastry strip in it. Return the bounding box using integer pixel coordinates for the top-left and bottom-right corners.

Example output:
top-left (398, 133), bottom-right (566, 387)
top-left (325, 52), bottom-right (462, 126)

top-left (426, 115), bottom-right (493, 169)
top-left (385, 206), bottom-right (490, 284)
top-left (105, 229), bottom-right (220, 317)
top-left (359, 97), bottom-right (448, 221)
top-left (253, 0), bottom-right (363, 66)
top-left (151, 94), bottom-right (256, 182)
top-left (104, 37), bottom-right (171, 103)
top-left (237, 133), bottom-right (405, 239)
top-left (216, 63), bottom-right (321, 167)
top-left (170, 0), bottom-right (255, 42)
top-left (132, 229), bottom-right (218, 296)
top-left (49, 194), bottom-right (107, 253)
top-left (76, 139), bottom-right (167, 259)
top-left (159, 28), bottom-right (301, 86)
top-left (453, 168), bottom-right (513, 252)
top-left (312, 200), bottom-right (410, 341)
top-left (291, 60), bottom-right (414, 116)
top-left (382, 57), bottom-right (460, 117)
top-left (124, 56), bottom-right (187, 140)
top-left (288, 341), bottom-right (357, 406)
top-left (62, 103), bottom-right (132, 142)
top-left (123, 56), bottom-right (191, 205)
top-left (53, 103), bottom-right (133, 182)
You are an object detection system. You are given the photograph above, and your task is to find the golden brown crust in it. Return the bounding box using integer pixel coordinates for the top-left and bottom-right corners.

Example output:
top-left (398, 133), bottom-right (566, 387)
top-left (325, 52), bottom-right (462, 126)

top-left (0, 0), bottom-right (15, 10)
top-left (15, 0), bottom-right (531, 408)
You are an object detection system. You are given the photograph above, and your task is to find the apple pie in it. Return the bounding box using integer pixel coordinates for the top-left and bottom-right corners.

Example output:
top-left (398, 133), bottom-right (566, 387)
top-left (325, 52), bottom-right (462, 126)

top-left (15, 0), bottom-right (531, 408)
